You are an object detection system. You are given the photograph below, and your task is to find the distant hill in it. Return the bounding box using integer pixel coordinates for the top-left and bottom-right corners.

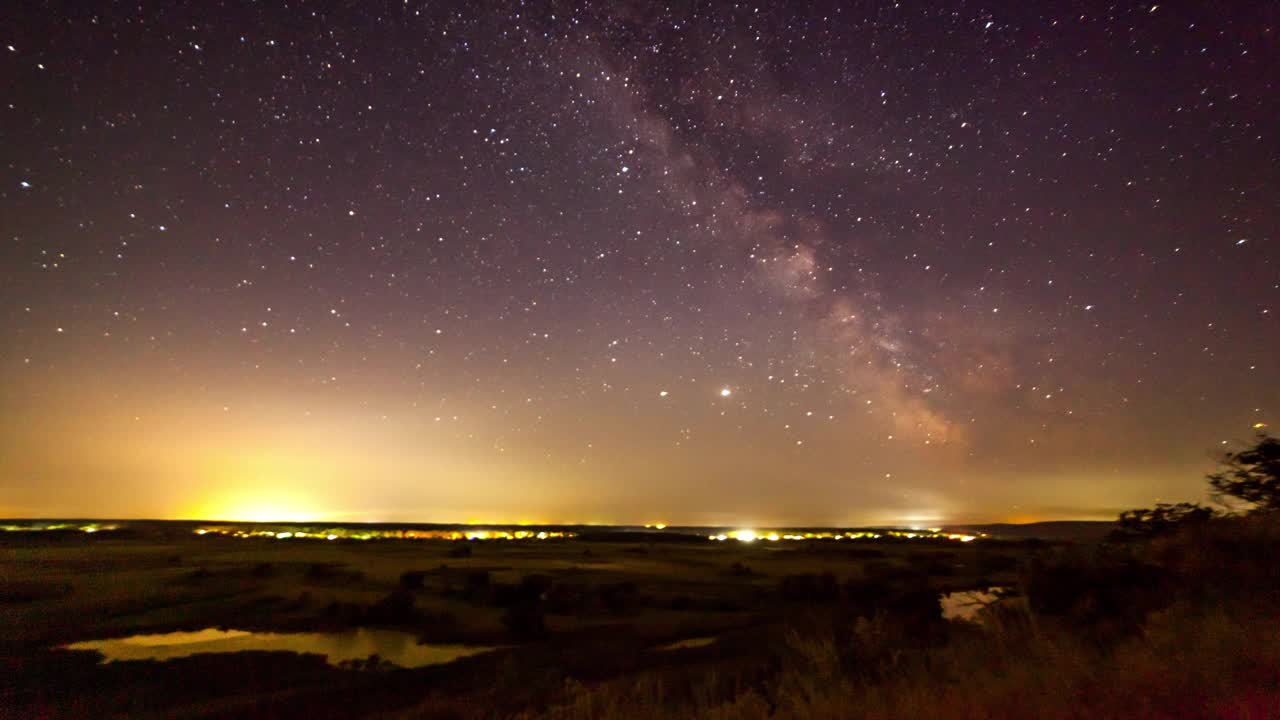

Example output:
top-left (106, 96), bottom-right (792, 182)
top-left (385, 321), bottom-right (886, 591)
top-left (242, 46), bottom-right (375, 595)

top-left (944, 521), bottom-right (1115, 542)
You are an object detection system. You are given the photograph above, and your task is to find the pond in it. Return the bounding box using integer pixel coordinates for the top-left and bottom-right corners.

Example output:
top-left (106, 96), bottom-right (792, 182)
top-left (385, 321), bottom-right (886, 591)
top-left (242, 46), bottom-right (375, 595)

top-left (655, 636), bottom-right (717, 651)
top-left (940, 587), bottom-right (1007, 622)
top-left (64, 628), bottom-right (495, 669)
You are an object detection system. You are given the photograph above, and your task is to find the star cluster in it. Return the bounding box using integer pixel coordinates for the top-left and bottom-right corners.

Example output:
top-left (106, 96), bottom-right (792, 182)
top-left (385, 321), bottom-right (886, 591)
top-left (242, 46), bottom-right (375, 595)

top-left (1, 1), bottom-right (1276, 525)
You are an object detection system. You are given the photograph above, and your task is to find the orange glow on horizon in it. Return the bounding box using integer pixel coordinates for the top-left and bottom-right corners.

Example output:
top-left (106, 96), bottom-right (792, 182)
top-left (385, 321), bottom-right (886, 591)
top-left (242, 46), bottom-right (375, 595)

top-left (185, 485), bottom-right (323, 524)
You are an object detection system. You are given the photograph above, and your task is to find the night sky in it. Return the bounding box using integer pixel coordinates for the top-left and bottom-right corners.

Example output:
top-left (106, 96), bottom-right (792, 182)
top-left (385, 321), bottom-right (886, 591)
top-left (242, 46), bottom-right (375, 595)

top-left (2, 1), bottom-right (1276, 526)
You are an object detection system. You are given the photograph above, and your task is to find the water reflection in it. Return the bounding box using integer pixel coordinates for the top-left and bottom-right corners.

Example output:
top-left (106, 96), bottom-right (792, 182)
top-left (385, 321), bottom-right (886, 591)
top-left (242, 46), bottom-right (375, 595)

top-left (65, 628), bottom-right (494, 668)
top-left (655, 636), bottom-right (717, 651)
top-left (940, 587), bottom-right (1006, 622)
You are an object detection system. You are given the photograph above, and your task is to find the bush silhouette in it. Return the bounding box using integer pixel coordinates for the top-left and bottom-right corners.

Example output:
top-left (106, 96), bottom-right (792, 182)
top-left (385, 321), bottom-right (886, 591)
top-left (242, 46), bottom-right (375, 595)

top-left (398, 570), bottom-right (427, 590)
top-left (779, 572), bottom-right (839, 603)
top-left (502, 602), bottom-right (547, 640)
top-left (1111, 502), bottom-right (1215, 539)
top-left (366, 589), bottom-right (420, 624)
top-left (599, 581), bottom-right (641, 614)
top-left (1208, 433), bottom-right (1280, 513)
top-left (1024, 552), bottom-right (1171, 637)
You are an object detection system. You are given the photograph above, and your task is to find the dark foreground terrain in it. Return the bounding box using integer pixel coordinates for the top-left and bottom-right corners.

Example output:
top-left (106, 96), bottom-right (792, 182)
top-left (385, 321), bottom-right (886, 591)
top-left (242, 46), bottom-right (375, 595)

top-left (2, 518), bottom-right (1278, 719)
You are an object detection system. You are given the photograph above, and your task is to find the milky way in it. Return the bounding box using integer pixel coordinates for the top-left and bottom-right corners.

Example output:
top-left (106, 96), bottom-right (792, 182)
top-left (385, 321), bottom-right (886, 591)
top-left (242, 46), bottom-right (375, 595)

top-left (1, 1), bottom-right (1276, 525)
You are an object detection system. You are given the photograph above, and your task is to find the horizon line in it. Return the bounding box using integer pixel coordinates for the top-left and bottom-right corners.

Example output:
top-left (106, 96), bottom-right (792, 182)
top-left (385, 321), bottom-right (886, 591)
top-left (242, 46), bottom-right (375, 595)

top-left (1, 516), bottom-right (1118, 528)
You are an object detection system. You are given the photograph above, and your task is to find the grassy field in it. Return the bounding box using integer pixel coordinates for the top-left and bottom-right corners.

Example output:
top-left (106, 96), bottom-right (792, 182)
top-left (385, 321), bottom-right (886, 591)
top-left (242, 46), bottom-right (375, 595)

top-left (3, 520), bottom-right (1277, 718)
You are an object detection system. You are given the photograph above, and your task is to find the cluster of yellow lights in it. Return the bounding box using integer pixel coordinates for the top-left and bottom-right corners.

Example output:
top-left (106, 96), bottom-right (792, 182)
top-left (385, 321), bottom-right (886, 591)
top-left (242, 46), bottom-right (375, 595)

top-left (1, 523), bottom-right (119, 533)
top-left (192, 526), bottom-right (574, 542)
top-left (5, 521), bottom-right (977, 545)
top-left (708, 529), bottom-right (978, 543)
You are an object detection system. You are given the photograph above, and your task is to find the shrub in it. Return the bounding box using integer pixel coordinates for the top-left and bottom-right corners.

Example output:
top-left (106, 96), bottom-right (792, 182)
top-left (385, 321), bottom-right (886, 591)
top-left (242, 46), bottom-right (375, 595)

top-left (779, 572), bottom-right (839, 603)
top-left (599, 581), bottom-right (641, 614)
top-left (1208, 433), bottom-right (1280, 513)
top-left (976, 551), bottom-right (1021, 574)
top-left (462, 569), bottom-right (492, 602)
top-left (399, 570), bottom-right (427, 590)
top-left (1110, 502), bottom-right (1216, 540)
top-left (503, 603), bottom-right (547, 640)
top-left (1024, 550), bottom-right (1171, 637)
top-left (366, 589), bottom-right (420, 625)
top-left (907, 551), bottom-right (957, 576)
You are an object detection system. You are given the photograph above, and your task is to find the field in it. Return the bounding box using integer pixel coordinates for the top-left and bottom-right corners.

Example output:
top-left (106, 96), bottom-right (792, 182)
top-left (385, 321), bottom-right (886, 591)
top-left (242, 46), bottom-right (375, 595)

top-left (3, 519), bottom-right (1278, 718)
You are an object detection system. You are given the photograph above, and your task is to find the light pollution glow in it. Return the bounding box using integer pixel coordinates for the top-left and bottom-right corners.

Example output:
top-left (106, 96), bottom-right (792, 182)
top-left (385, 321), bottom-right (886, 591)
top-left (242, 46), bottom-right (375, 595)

top-left (0, 368), bottom-right (1261, 526)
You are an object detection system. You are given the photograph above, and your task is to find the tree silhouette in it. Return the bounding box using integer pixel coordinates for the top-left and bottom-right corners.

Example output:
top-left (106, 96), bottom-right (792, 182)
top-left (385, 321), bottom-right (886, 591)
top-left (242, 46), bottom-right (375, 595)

top-left (1207, 433), bottom-right (1280, 513)
top-left (1113, 502), bottom-right (1215, 538)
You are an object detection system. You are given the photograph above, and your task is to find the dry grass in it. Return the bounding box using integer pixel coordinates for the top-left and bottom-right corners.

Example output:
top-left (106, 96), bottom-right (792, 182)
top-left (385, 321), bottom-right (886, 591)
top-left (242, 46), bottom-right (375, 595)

top-left (505, 601), bottom-right (1280, 720)
top-left (499, 519), bottom-right (1280, 720)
